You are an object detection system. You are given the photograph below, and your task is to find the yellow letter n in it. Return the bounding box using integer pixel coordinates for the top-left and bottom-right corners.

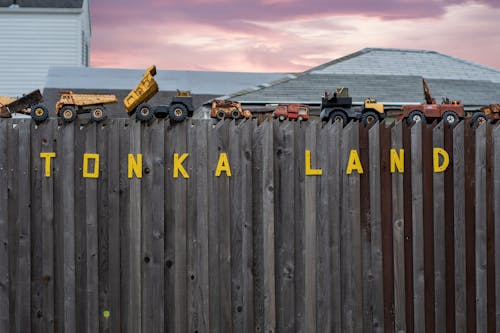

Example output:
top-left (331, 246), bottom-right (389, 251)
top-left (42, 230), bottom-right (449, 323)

top-left (390, 149), bottom-right (404, 173)
top-left (128, 154), bottom-right (142, 179)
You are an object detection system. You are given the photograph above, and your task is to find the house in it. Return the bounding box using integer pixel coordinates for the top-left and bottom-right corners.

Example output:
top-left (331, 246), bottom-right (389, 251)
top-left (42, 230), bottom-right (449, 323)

top-left (0, 0), bottom-right (90, 97)
top-left (228, 48), bottom-right (500, 112)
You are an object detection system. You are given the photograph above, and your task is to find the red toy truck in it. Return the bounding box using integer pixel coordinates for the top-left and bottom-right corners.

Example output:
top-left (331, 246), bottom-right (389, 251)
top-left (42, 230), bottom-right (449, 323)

top-left (274, 104), bottom-right (310, 121)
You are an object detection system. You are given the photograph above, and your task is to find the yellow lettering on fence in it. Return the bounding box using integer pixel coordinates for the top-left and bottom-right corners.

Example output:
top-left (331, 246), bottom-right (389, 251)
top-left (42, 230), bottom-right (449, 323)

top-left (346, 149), bottom-right (364, 175)
top-left (305, 150), bottom-right (323, 176)
top-left (215, 153), bottom-right (232, 177)
top-left (40, 152), bottom-right (56, 177)
top-left (83, 153), bottom-right (100, 178)
top-left (128, 154), bottom-right (143, 179)
top-left (173, 153), bottom-right (190, 178)
top-left (433, 147), bottom-right (449, 173)
top-left (390, 149), bottom-right (405, 173)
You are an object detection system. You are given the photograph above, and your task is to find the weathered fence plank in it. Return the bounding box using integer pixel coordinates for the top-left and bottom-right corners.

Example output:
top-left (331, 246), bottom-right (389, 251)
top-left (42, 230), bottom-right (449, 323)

top-left (475, 123), bottom-right (487, 333)
top-left (453, 122), bottom-right (466, 333)
top-left (411, 121), bottom-right (425, 333)
top-left (0, 121), bottom-right (8, 333)
top-left (433, 122), bottom-right (446, 333)
top-left (391, 121), bottom-right (406, 332)
top-left (494, 124), bottom-right (500, 332)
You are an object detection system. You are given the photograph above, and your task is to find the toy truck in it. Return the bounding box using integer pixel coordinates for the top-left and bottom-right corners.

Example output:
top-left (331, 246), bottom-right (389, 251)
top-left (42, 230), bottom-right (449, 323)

top-left (477, 104), bottom-right (500, 124)
top-left (210, 100), bottom-right (252, 120)
top-left (0, 90), bottom-right (47, 122)
top-left (273, 104), bottom-right (310, 121)
top-left (319, 87), bottom-right (385, 125)
top-left (399, 79), bottom-right (465, 125)
top-left (56, 91), bottom-right (118, 122)
top-left (123, 65), bottom-right (194, 122)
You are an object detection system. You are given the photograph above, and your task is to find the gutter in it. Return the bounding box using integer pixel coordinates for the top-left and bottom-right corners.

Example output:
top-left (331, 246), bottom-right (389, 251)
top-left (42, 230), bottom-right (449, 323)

top-left (0, 7), bottom-right (82, 14)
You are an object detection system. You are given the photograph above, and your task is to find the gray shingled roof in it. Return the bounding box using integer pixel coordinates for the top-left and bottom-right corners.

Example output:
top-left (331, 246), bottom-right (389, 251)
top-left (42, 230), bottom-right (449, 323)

top-left (0, 0), bottom-right (83, 8)
top-left (231, 48), bottom-right (500, 107)
top-left (45, 67), bottom-right (286, 96)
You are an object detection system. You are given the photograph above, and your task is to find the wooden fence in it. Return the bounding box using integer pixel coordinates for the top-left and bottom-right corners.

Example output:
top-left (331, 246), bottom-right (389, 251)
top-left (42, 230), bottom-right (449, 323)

top-left (0, 118), bottom-right (499, 332)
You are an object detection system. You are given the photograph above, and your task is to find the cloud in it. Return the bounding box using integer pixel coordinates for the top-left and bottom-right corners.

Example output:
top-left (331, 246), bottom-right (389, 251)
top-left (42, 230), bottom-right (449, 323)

top-left (90, 1), bottom-right (500, 71)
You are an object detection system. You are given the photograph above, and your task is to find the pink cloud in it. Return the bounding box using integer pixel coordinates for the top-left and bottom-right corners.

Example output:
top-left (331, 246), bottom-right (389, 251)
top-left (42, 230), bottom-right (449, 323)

top-left (90, 1), bottom-right (500, 71)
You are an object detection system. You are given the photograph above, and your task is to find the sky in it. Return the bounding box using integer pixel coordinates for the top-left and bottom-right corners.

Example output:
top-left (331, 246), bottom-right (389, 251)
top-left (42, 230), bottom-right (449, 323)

top-left (90, 0), bottom-right (500, 73)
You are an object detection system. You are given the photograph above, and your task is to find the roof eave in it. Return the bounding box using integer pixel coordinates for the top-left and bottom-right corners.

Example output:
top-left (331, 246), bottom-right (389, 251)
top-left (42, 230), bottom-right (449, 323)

top-left (0, 7), bottom-right (82, 14)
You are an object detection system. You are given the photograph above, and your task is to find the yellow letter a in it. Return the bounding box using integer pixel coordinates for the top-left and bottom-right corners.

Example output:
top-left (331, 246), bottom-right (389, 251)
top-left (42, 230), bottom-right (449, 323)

top-left (215, 153), bottom-right (231, 177)
top-left (346, 149), bottom-right (364, 175)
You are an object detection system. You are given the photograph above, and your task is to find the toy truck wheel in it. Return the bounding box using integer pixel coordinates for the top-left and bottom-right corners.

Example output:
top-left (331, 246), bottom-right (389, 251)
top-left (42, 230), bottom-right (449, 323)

top-left (216, 110), bottom-right (226, 120)
top-left (136, 103), bottom-right (154, 122)
top-left (278, 115), bottom-right (286, 121)
top-left (169, 104), bottom-right (188, 122)
top-left (91, 107), bottom-right (106, 122)
top-left (329, 111), bottom-right (348, 126)
top-left (60, 106), bottom-right (77, 123)
top-left (442, 111), bottom-right (459, 125)
top-left (471, 112), bottom-right (488, 126)
top-left (362, 111), bottom-right (379, 126)
top-left (406, 110), bottom-right (425, 126)
top-left (231, 109), bottom-right (240, 119)
top-left (298, 116), bottom-right (304, 121)
top-left (30, 104), bottom-right (49, 123)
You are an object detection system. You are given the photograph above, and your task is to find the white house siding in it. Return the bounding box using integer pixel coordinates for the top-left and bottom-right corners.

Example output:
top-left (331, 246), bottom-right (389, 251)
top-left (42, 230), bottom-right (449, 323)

top-left (0, 8), bottom-right (87, 97)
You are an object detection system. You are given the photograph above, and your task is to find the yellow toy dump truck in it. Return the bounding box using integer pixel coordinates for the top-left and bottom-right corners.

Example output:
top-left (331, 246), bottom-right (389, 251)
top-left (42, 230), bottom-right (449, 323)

top-left (123, 65), bottom-right (194, 122)
top-left (210, 100), bottom-right (252, 120)
top-left (56, 91), bottom-right (118, 123)
top-left (0, 90), bottom-right (48, 122)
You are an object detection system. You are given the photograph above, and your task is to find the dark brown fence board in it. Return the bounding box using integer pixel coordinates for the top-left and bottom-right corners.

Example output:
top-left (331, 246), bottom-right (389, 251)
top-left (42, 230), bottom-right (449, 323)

top-left (486, 124), bottom-right (495, 333)
top-left (475, 123), bottom-right (487, 333)
top-left (391, 121), bottom-right (406, 332)
top-left (410, 122), bottom-right (425, 332)
top-left (494, 124), bottom-right (500, 330)
top-left (379, 122), bottom-right (394, 333)
top-left (0, 121), bottom-right (8, 332)
top-left (433, 122), bottom-right (446, 333)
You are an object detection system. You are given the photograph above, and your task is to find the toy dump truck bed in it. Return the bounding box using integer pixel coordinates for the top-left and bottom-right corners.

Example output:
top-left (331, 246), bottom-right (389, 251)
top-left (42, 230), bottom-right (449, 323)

top-left (123, 65), bottom-right (159, 114)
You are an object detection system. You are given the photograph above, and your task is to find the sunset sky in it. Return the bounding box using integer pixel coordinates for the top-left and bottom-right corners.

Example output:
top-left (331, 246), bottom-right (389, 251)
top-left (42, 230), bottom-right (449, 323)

top-left (90, 0), bottom-right (500, 73)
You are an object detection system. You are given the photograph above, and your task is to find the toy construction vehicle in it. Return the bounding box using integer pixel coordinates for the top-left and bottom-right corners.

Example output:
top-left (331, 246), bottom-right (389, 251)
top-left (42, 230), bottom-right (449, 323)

top-left (124, 65), bottom-right (194, 122)
top-left (319, 87), bottom-right (385, 125)
top-left (210, 100), bottom-right (252, 120)
top-left (273, 104), bottom-right (310, 121)
top-left (56, 91), bottom-right (118, 123)
top-left (0, 90), bottom-right (47, 122)
top-left (399, 79), bottom-right (465, 125)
